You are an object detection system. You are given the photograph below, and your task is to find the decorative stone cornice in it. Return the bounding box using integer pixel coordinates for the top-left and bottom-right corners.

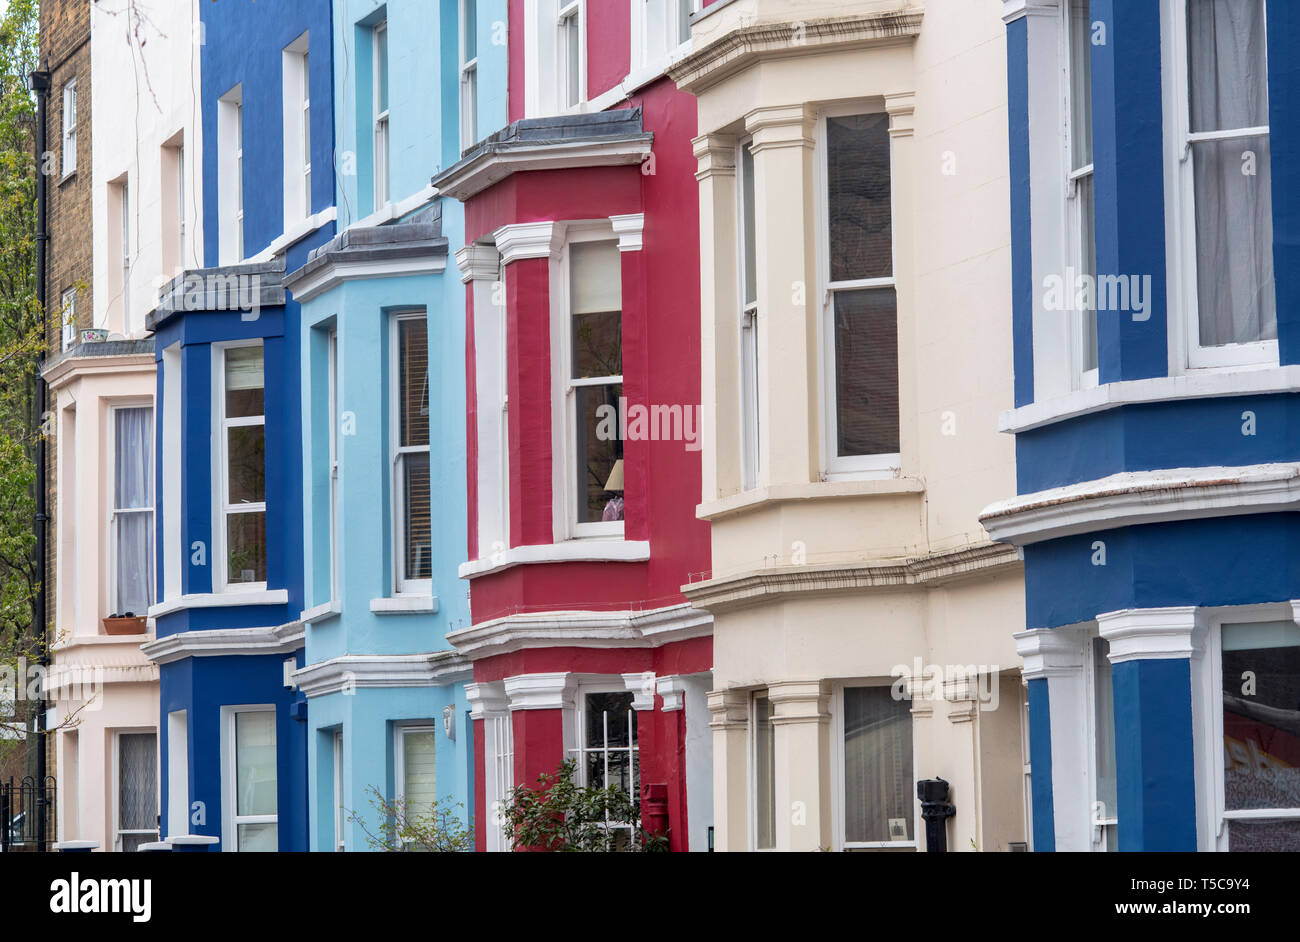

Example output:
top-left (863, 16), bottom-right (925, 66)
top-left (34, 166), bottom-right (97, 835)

top-left (692, 132), bottom-right (737, 182)
top-left (885, 91), bottom-right (917, 138)
top-left (1014, 627), bottom-right (1084, 681)
top-left (455, 243), bottom-right (502, 283)
top-left (683, 542), bottom-right (1020, 614)
top-left (668, 11), bottom-right (924, 94)
top-left (493, 221), bottom-right (562, 266)
top-left (656, 675), bottom-right (688, 712)
top-left (609, 214), bottom-right (646, 252)
top-left (767, 680), bottom-right (830, 726)
top-left (291, 651), bottom-right (471, 699)
top-left (504, 672), bottom-right (575, 711)
top-left (1096, 607), bottom-right (1199, 664)
top-left (1002, 0), bottom-right (1060, 25)
top-left (744, 104), bottom-right (815, 154)
top-left (981, 463), bottom-right (1300, 548)
top-left (42, 340), bottom-right (156, 390)
top-left (622, 672), bottom-right (658, 710)
top-left (446, 602), bottom-right (712, 660)
top-left (707, 688), bottom-right (748, 729)
top-left (140, 621), bottom-right (304, 666)
top-left (466, 681), bottom-right (509, 719)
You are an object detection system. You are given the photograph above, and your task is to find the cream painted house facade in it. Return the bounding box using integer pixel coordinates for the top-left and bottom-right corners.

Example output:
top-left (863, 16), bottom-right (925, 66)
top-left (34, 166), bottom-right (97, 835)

top-left (673, 0), bottom-right (1029, 852)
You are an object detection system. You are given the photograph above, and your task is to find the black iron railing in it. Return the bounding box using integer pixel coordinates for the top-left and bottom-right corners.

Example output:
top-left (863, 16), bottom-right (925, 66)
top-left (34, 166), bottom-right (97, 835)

top-left (0, 777), bottom-right (55, 852)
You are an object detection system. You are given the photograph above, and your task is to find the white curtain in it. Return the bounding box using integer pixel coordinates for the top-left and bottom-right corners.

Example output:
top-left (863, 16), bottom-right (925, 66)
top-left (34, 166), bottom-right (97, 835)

top-left (1188, 0), bottom-right (1275, 347)
top-left (114, 407), bottom-right (154, 616)
top-left (843, 686), bottom-right (913, 843)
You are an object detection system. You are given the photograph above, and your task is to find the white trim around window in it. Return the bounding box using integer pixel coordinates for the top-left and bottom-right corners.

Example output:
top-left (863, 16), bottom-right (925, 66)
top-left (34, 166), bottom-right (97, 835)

top-left (61, 79), bottom-right (77, 177)
top-left (112, 728), bottom-right (159, 853)
top-left (830, 681), bottom-right (919, 851)
top-left (460, 0), bottom-right (479, 151)
top-left (108, 401), bottom-right (156, 618)
top-left (282, 32), bottom-right (312, 228)
top-left (389, 311), bottom-right (432, 596)
top-left (332, 729), bottom-right (345, 851)
top-left (327, 328), bottom-right (340, 603)
top-left (373, 19), bottom-right (390, 211)
top-left (814, 104), bottom-right (901, 480)
top-left (736, 138), bottom-right (761, 491)
top-left (212, 340), bottom-right (268, 593)
top-left (220, 705), bottom-right (278, 852)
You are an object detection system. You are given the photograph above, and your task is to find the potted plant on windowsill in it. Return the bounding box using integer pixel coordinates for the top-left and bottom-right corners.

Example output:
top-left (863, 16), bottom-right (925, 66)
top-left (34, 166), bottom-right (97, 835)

top-left (102, 612), bottom-right (147, 635)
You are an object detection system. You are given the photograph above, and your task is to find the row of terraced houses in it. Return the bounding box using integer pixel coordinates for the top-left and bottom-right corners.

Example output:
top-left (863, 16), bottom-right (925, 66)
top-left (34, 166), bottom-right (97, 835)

top-left (30, 0), bottom-right (1299, 852)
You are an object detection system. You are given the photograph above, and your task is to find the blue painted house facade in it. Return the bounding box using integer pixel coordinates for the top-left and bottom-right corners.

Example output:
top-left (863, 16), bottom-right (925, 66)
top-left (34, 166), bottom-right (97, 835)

top-left (144, 0), bottom-right (337, 852)
top-left (986, 0), bottom-right (1300, 851)
top-left (283, 0), bottom-right (508, 851)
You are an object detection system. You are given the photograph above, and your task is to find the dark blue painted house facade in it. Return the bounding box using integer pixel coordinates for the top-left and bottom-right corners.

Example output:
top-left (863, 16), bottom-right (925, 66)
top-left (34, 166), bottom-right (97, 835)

top-left (143, 0), bottom-right (337, 852)
top-left (987, 0), bottom-right (1300, 852)
top-left (987, 0), bottom-right (1300, 851)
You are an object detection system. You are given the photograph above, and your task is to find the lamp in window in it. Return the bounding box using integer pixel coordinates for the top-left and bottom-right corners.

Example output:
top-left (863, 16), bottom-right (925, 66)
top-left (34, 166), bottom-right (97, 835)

top-left (602, 458), bottom-right (624, 522)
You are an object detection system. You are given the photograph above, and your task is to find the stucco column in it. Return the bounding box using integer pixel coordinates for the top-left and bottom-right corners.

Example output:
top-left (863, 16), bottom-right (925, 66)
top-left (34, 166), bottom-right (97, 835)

top-left (745, 105), bottom-right (818, 485)
top-left (1097, 607), bottom-right (1199, 851)
top-left (768, 680), bottom-right (831, 851)
top-left (692, 132), bottom-right (739, 501)
top-left (707, 687), bottom-right (747, 851)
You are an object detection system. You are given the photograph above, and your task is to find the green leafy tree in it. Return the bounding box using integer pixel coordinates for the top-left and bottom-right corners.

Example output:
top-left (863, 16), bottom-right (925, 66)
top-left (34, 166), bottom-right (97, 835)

top-left (502, 759), bottom-right (668, 852)
top-left (347, 785), bottom-right (475, 853)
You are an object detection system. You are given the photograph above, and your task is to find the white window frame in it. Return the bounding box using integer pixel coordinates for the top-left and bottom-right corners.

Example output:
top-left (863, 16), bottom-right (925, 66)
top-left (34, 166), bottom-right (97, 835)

top-left (328, 328), bottom-right (340, 602)
top-left (108, 401), bottom-right (156, 616)
top-left (175, 142), bottom-right (187, 272)
top-left (748, 691), bottom-right (777, 851)
top-left (119, 179), bottom-right (131, 324)
top-left (112, 728), bottom-right (160, 853)
top-left (460, 0), bottom-right (479, 151)
top-left (333, 729), bottom-right (345, 852)
top-left (218, 87), bottom-right (244, 264)
top-left (394, 724), bottom-right (438, 806)
top-left (675, 0), bottom-right (699, 48)
top-left (1063, 0), bottom-right (1098, 389)
top-left (373, 20), bottom-right (390, 210)
top-left (213, 340), bottom-right (267, 594)
top-left (814, 104), bottom-right (901, 480)
top-left (282, 34), bottom-right (312, 227)
top-left (1020, 680), bottom-right (1034, 851)
top-left (737, 139), bottom-right (761, 491)
top-left (569, 684), bottom-right (640, 846)
top-left (1165, 0), bottom-right (1277, 372)
top-left (1083, 631), bottom-right (1118, 851)
top-left (60, 287), bottom-right (77, 351)
top-left (631, 0), bottom-right (698, 73)
top-left (220, 704), bottom-right (278, 853)
top-left (61, 79), bottom-right (77, 176)
top-left (830, 681), bottom-right (919, 851)
top-left (550, 225), bottom-right (624, 540)
top-left (389, 311), bottom-right (432, 596)
top-left (557, 0), bottom-right (585, 112)
top-left (484, 709), bottom-right (514, 852)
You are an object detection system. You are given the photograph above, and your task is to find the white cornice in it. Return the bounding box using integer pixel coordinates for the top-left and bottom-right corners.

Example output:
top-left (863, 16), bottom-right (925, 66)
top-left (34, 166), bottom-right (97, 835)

top-left (465, 681), bottom-right (509, 718)
top-left (291, 651), bottom-right (471, 699)
top-left (455, 243), bottom-right (502, 283)
top-left (609, 213), bottom-right (646, 252)
top-left (436, 139), bottom-right (653, 202)
top-left (504, 672), bottom-right (575, 711)
top-left (148, 589), bottom-right (289, 619)
top-left (1002, 0), bottom-right (1060, 25)
top-left (981, 463), bottom-right (1300, 547)
top-left (447, 602), bottom-right (712, 660)
top-left (493, 221), bottom-right (562, 266)
top-left (1000, 365), bottom-right (1300, 434)
top-left (140, 621), bottom-right (304, 665)
top-left (285, 252), bottom-right (448, 304)
top-left (1096, 607), bottom-right (1199, 664)
top-left (43, 353), bottom-right (156, 391)
top-left (656, 674), bottom-right (687, 712)
top-left (459, 539), bottom-right (651, 579)
top-left (1014, 627), bottom-right (1084, 681)
top-left (622, 672), bottom-right (657, 710)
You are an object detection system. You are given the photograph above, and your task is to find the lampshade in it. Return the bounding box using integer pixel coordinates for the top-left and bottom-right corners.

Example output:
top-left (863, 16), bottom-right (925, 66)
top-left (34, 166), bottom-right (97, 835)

top-left (604, 459), bottom-right (625, 492)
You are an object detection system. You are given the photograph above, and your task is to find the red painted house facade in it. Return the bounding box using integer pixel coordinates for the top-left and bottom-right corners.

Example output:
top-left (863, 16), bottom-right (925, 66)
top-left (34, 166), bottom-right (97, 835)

top-left (435, 0), bottom-right (713, 852)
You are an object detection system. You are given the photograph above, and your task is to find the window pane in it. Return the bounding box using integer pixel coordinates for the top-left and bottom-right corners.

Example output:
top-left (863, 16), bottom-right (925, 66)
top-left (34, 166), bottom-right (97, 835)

top-left (755, 696), bottom-right (776, 849)
top-left (227, 425), bottom-right (266, 504)
top-left (115, 407), bottom-right (153, 509)
top-left (228, 511), bottom-right (267, 584)
top-left (843, 686), bottom-right (913, 844)
top-left (678, 0), bottom-right (692, 44)
top-left (115, 511), bottom-right (153, 616)
top-left (741, 143), bottom-right (757, 307)
top-left (402, 730), bottom-right (438, 812)
top-left (575, 383), bottom-right (623, 524)
top-left (586, 692), bottom-right (635, 749)
top-left (1227, 818), bottom-right (1300, 852)
top-left (376, 25), bottom-right (389, 113)
top-left (570, 241), bottom-right (622, 378)
top-left (827, 113), bottom-right (892, 282)
top-left (225, 346), bottom-right (265, 417)
top-left (1192, 134), bottom-right (1275, 346)
top-left (398, 317), bottom-right (430, 448)
top-left (833, 287), bottom-right (900, 457)
top-left (1222, 621), bottom-right (1300, 815)
top-left (402, 452), bottom-right (432, 583)
top-left (118, 732), bottom-right (158, 833)
top-left (1187, 0), bottom-right (1269, 134)
top-left (1078, 172), bottom-right (1098, 372)
top-left (235, 711), bottom-right (277, 818)
top-left (588, 750), bottom-right (634, 793)
top-left (563, 14), bottom-right (580, 107)
top-left (238, 822), bottom-right (278, 852)
top-left (1068, 0), bottom-right (1092, 169)
top-left (464, 0), bottom-right (477, 60)
top-left (1092, 638), bottom-right (1117, 823)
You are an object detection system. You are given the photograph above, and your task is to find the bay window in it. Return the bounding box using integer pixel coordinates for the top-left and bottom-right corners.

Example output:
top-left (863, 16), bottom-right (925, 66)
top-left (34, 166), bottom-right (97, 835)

top-left (1216, 620), bottom-right (1300, 851)
top-left (573, 690), bottom-right (639, 850)
top-left (218, 343), bottom-right (267, 589)
top-left (111, 405), bottom-right (154, 617)
top-left (396, 725), bottom-right (438, 840)
top-left (738, 141), bottom-right (760, 490)
top-left (753, 693), bottom-right (776, 850)
top-left (838, 684), bottom-right (914, 848)
top-left (561, 235), bottom-right (623, 536)
top-left (820, 110), bottom-right (899, 477)
top-left (373, 20), bottom-right (390, 209)
top-left (115, 731), bottom-right (159, 853)
top-left (1066, 0), bottom-right (1097, 383)
top-left (460, 0), bottom-right (478, 150)
top-left (558, 0), bottom-right (583, 110)
top-left (391, 313), bottom-right (431, 594)
top-left (1172, 0), bottom-right (1275, 368)
top-left (224, 707), bottom-right (278, 852)
top-left (1087, 636), bottom-right (1117, 850)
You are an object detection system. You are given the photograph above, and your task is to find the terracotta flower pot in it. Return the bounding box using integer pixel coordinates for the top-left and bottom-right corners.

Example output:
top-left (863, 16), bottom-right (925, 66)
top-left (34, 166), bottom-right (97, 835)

top-left (102, 616), bottom-right (147, 636)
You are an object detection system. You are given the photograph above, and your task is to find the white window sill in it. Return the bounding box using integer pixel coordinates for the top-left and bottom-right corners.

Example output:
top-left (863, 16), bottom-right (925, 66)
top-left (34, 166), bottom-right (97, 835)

top-left (1001, 364), bottom-right (1300, 434)
top-left (459, 540), bottom-right (652, 579)
top-left (148, 589), bottom-right (290, 618)
top-left (698, 478), bottom-right (924, 522)
top-left (301, 600), bottom-right (342, 625)
top-left (369, 595), bottom-right (438, 615)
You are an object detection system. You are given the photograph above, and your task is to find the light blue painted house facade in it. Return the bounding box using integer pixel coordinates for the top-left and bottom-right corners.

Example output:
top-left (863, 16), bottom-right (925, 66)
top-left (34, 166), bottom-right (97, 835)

top-left (988, 0), bottom-right (1300, 852)
top-left (145, 0), bottom-right (338, 852)
top-left (283, 0), bottom-right (508, 851)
